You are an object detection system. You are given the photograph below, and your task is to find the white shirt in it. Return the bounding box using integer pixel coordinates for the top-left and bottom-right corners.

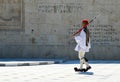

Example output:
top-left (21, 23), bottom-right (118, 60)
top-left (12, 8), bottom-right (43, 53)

top-left (74, 29), bottom-right (91, 52)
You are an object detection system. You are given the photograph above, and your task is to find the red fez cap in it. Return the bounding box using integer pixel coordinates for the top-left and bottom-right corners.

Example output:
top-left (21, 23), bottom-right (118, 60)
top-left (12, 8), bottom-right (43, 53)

top-left (82, 19), bottom-right (89, 24)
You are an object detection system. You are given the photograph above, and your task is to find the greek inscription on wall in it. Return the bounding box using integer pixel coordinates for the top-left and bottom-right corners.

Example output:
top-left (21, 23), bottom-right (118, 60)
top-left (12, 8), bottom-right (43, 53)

top-left (68, 24), bottom-right (120, 46)
top-left (89, 25), bottom-right (119, 46)
top-left (38, 3), bottom-right (82, 13)
top-left (0, 0), bottom-right (23, 30)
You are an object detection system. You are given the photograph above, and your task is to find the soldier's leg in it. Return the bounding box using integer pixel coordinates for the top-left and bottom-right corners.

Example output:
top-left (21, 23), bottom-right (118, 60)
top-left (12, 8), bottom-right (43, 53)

top-left (79, 51), bottom-right (91, 68)
top-left (78, 51), bottom-right (85, 69)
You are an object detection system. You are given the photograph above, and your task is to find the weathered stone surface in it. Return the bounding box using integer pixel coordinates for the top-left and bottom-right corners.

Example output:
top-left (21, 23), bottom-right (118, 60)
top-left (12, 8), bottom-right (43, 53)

top-left (0, 0), bottom-right (23, 30)
top-left (0, 0), bottom-right (120, 59)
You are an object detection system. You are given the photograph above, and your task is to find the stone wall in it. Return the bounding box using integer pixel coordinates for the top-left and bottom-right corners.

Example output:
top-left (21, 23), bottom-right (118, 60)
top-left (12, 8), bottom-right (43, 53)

top-left (0, 0), bottom-right (120, 60)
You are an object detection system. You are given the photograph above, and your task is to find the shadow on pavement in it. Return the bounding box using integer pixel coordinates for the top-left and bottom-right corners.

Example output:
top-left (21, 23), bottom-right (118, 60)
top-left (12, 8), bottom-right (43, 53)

top-left (77, 72), bottom-right (94, 75)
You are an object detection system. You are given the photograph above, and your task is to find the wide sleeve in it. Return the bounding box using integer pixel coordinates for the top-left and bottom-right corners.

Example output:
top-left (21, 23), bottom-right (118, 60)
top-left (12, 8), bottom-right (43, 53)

top-left (74, 36), bottom-right (82, 44)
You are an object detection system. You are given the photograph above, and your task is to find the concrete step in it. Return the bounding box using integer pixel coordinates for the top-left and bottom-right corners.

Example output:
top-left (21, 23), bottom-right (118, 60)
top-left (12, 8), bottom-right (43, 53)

top-left (0, 58), bottom-right (65, 67)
